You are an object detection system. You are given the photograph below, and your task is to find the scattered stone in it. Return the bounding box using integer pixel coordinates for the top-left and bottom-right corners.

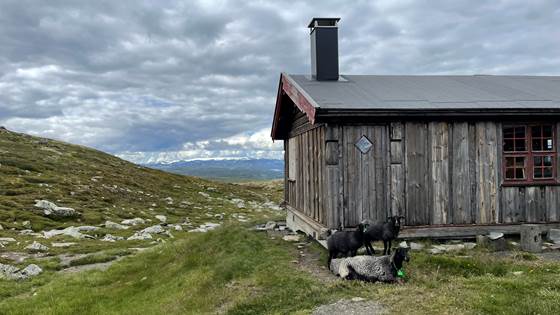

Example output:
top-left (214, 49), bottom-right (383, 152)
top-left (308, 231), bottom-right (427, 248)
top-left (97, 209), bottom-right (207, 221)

top-left (164, 197), bottom-right (173, 204)
top-left (76, 226), bottom-right (99, 232)
top-left (548, 228), bottom-right (560, 244)
top-left (464, 242), bottom-right (477, 250)
top-left (121, 218), bottom-right (146, 226)
top-left (198, 192), bottom-right (210, 198)
top-left (0, 263), bottom-right (43, 280)
top-left (34, 200), bottom-right (79, 218)
top-left (51, 242), bottom-right (76, 248)
top-left (170, 224), bottom-right (183, 231)
top-left (155, 215), bottom-right (167, 223)
top-left (0, 224), bottom-right (3, 230)
top-left (265, 221), bottom-right (277, 230)
top-left (141, 225), bottom-right (166, 235)
top-left (188, 222), bottom-right (221, 233)
top-left (0, 237), bottom-right (17, 244)
top-left (127, 232), bottom-right (153, 241)
top-left (105, 221), bottom-right (129, 230)
top-left (351, 297), bottom-right (366, 302)
top-left (101, 234), bottom-right (124, 242)
top-left (429, 247), bottom-right (444, 255)
top-left (25, 241), bottom-right (49, 252)
top-left (18, 230), bottom-right (40, 236)
top-left (214, 213), bottom-right (224, 220)
top-left (22, 221), bottom-right (31, 228)
top-left (489, 232), bottom-right (504, 240)
top-left (513, 271), bottom-right (524, 276)
top-left (409, 242), bottom-right (425, 250)
top-left (262, 201), bottom-right (282, 211)
top-left (1, 252), bottom-right (28, 263)
top-left (509, 241), bottom-right (520, 247)
top-left (43, 226), bottom-right (93, 239)
top-left (283, 234), bottom-right (300, 242)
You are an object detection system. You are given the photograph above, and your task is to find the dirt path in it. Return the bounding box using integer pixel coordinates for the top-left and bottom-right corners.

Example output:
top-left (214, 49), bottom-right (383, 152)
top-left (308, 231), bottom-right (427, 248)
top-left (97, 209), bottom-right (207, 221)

top-left (291, 236), bottom-right (338, 283)
top-left (312, 298), bottom-right (386, 315)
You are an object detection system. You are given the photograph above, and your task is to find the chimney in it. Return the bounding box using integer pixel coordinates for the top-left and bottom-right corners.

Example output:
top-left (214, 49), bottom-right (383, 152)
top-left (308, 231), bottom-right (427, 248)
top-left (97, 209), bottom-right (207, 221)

top-left (308, 17), bottom-right (340, 81)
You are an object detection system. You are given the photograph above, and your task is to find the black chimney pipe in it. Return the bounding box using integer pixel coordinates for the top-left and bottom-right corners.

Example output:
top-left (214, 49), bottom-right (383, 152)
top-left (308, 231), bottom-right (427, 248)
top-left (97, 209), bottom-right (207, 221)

top-left (308, 17), bottom-right (340, 81)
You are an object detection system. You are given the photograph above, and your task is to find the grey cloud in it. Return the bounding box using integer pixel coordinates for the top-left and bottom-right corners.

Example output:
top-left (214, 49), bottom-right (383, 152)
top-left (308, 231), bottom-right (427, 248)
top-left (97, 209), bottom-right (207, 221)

top-left (1, 0), bottom-right (559, 162)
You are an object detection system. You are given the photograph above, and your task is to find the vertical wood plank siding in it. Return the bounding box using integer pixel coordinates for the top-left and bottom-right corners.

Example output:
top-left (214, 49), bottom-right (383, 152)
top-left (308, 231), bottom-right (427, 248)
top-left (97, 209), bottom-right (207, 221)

top-left (285, 120), bottom-right (560, 228)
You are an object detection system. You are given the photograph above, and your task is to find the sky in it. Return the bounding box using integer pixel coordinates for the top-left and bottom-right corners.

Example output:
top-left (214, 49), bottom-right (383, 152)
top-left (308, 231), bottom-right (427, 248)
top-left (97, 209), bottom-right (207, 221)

top-left (1, 0), bottom-right (560, 164)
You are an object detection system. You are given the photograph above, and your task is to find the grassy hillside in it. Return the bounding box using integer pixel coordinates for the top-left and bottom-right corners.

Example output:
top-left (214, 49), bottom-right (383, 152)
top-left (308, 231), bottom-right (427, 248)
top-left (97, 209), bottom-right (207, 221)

top-left (0, 127), bottom-right (282, 231)
top-left (2, 127), bottom-right (560, 314)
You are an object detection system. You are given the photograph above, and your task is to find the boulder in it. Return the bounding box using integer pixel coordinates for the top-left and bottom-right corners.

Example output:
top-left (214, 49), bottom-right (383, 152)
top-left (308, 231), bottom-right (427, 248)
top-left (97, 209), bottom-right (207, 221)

top-left (140, 225), bottom-right (165, 234)
top-left (101, 234), bottom-right (124, 242)
top-left (0, 263), bottom-right (42, 280)
top-left (264, 221), bottom-right (277, 230)
top-left (18, 264), bottom-right (43, 278)
top-left (521, 224), bottom-right (542, 253)
top-left (43, 226), bottom-right (93, 239)
top-left (121, 218), bottom-right (145, 226)
top-left (76, 226), bottom-right (99, 232)
top-left (105, 221), bottom-right (129, 230)
top-left (34, 200), bottom-right (79, 218)
top-left (409, 242), bottom-right (425, 251)
top-left (127, 232), bottom-right (153, 241)
top-left (155, 215), bottom-right (167, 223)
top-left (25, 241), bottom-right (49, 252)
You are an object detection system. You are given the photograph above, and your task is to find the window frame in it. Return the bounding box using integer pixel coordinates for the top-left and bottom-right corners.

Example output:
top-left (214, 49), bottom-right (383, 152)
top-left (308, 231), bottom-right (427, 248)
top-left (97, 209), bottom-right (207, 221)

top-left (502, 123), bottom-right (558, 186)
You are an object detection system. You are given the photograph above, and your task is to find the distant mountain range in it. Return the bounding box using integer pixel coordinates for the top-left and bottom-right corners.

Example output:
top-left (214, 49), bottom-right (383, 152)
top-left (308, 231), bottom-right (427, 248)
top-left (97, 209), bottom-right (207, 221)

top-left (144, 158), bottom-right (284, 182)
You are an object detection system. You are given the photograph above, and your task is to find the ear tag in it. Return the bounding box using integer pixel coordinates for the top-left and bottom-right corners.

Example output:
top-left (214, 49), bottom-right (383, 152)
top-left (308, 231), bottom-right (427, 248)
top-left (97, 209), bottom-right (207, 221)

top-left (397, 269), bottom-right (405, 278)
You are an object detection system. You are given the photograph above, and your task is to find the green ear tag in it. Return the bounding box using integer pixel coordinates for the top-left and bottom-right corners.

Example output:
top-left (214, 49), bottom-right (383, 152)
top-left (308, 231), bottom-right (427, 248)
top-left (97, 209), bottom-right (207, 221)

top-left (397, 269), bottom-right (405, 278)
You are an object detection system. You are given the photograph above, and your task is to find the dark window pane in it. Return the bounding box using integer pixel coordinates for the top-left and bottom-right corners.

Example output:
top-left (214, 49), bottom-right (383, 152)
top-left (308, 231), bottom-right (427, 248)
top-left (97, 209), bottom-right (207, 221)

top-left (534, 156), bottom-right (542, 166)
top-left (534, 167), bottom-right (543, 178)
top-left (506, 157), bottom-right (515, 167)
top-left (515, 139), bottom-right (526, 151)
top-left (544, 167), bottom-right (553, 178)
top-left (506, 168), bottom-right (515, 179)
top-left (544, 156), bottom-right (553, 167)
top-left (543, 125), bottom-right (553, 138)
top-left (516, 168), bottom-right (525, 179)
top-left (504, 140), bottom-right (514, 152)
top-left (516, 157), bottom-right (525, 167)
top-left (532, 126), bottom-right (542, 138)
top-left (532, 139), bottom-right (542, 151)
top-left (503, 127), bottom-right (514, 138)
top-left (515, 127), bottom-right (526, 138)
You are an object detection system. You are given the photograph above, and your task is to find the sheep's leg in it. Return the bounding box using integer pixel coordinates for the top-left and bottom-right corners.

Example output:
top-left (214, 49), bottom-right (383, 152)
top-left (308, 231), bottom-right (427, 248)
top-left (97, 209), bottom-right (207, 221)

top-left (366, 242), bottom-right (375, 255)
top-left (383, 240), bottom-right (389, 255)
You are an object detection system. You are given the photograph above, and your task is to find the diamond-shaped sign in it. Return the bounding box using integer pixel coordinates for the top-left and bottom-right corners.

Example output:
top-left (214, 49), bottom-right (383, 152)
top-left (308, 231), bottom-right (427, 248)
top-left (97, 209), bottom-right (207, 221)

top-left (355, 135), bottom-right (373, 154)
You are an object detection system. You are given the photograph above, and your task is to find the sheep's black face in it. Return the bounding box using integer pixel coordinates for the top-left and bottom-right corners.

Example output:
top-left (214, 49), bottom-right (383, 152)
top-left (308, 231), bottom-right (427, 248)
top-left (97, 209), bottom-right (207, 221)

top-left (399, 248), bottom-right (410, 262)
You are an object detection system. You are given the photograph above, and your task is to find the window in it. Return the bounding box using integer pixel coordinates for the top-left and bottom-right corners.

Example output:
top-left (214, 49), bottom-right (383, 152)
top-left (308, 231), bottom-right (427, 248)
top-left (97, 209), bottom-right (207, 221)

top-left (503, 124), bottom-right (557, 184)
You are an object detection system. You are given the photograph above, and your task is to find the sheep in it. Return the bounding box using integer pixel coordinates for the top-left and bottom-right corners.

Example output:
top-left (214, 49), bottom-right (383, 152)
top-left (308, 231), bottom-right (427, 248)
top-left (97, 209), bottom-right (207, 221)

top-left (363, 215), bottom-right (404, 255)
top-left (330, 246), bottom-right (410, 283)
top-left (326, 223), bottom-right (367, 266)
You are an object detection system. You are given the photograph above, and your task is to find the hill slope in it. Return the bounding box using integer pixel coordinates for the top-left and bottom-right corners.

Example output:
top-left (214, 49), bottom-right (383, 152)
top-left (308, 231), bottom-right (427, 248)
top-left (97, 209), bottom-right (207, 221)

top-left (145, 158), bottom-right (284, 181)
top-left (0, 127), bottom-right (282, 231)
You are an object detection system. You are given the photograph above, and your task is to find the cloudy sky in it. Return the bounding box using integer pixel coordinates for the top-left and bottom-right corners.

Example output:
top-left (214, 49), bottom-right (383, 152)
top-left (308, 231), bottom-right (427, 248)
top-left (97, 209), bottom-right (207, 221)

top-left (1, 1), bottom-right (559, 163)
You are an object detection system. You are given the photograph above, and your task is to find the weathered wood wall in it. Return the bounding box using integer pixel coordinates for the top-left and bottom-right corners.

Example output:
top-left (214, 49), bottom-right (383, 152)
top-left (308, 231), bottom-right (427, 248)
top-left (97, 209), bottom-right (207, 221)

top-left (285, 119), bottom-right (560, 229)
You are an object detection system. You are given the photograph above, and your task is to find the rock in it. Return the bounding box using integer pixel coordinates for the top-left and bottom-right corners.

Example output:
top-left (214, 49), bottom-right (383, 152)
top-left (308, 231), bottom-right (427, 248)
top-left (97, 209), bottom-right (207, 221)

top-left (198, 192), bottom-right (210, 198)
top-left (0, 237), bottom-right (17, 243)
top-left (127, 232), bottom-right (153, 241)
top-left (140, 225), bottom-right (166, 235)
top-left (214, 213), bottom-right (224, 220)
top-left (0, 224), bottom-right (3, 230)
top-left (164, 197), bottom-right (173, 204)
top-left (18, 264), bottom-right (42, 278)
top-left (155, 215), bottom-right (167, 223)
top-left (76, 226), bottom-right (99, 232)
top-left (521, 224), bottom-right (542, 253)
top-left (22, 221), bottom-right (31, 228)
top-left (399, 241), bottom-right (409, 248)
top-left (43, 226), bottom-right (93, 239)
top-left (351, 297), bottom-right (365, 302)
top-left (265, 221), bottom-right (277, 230)
top-left (121, 218), bottom-right (146, 226)
top-left (489, 232), bottom-right (504, 240)
top-left (19, 230), bottom-right (40, 236)
top-left (429, 248), bottom-right (444, 255)
top-left (513, 271), bottom-right (524, 276)
top-left (0, 263), bottom-right (42, 280)
top-left (283, 234), bottom-right (300, 242)
top-left (171, 224), bottom-right (183, 231)
top-left (25, 241), bottom-right (49, 252)
top-left (463, 242), bottom-right (477, 250)
top-left (105, 221), bottom-right (129, 230)
top-left (188, 222), bottom-right (221, 233)
top-left (101, 234), bottom-right (124, 242)
top-left (409, 242), bottom-right (425, 250)
top-left (51, 242), bottom-right (76, 248)
top-left (34, 200), bottom-right (79, 218)
top-left (548, 228), bottom-right (560, 244)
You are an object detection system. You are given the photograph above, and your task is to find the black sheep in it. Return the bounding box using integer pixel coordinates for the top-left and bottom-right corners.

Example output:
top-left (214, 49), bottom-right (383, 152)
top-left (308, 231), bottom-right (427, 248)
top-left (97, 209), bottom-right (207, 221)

top-left (326, 223), bottom-right (367, 266)
top-left (364, 215), bottom-right (404, 255)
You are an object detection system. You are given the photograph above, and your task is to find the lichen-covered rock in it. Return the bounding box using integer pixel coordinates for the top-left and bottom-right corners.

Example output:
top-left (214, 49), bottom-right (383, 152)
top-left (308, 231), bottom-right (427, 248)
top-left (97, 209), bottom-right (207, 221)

top-left (140, 225), bottom-right (165, 234)
top-left (127, 232), bottom-right (152, 241)
top-left (121, 218), bottom-right (145, 226)
top-left (105, 221), bottom-right (129, 230)
top-left (155, 215), bottom-right (167, 223)
top-left (43, 226), bottom-right (93, 239)
top-left (34, 200), bottom-right (79, 218)
top-left (101, 234), bottom-right (124, 242)
top-left (0, 263), bottom-right (42, 280)
top-left (25, 241), bottom-right (49, 252)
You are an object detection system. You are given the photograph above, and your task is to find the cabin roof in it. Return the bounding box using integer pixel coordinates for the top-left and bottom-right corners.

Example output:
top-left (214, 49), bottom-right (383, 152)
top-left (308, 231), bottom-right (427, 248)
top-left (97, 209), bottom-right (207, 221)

top-left (271, 73), bottom-right (560, 139)
top-left (289, 74), bottom-right (560, 110)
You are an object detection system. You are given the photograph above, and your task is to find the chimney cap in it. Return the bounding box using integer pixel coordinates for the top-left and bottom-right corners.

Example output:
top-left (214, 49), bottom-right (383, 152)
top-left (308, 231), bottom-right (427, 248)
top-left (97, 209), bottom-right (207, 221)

top-left (307, 17), bottom-right (340, 28)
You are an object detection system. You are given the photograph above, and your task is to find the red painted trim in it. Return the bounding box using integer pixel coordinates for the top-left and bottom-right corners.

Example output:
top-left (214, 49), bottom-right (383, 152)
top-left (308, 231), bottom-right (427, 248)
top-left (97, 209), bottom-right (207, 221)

top-left (281, 75), bottom-right (316, 124)
top-left (270, 74), bottom-right (284, 139)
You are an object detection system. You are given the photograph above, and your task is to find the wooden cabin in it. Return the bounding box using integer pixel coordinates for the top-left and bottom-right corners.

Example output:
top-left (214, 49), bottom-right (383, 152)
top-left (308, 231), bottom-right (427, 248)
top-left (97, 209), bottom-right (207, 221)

top-left (271, 18), bottom-right (560, 239)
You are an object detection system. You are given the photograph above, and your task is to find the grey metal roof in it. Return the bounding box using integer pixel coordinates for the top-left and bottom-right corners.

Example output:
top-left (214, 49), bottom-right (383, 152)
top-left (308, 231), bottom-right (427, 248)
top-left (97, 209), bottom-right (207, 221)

top-left (287, 74), bottom-right (560, 110)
